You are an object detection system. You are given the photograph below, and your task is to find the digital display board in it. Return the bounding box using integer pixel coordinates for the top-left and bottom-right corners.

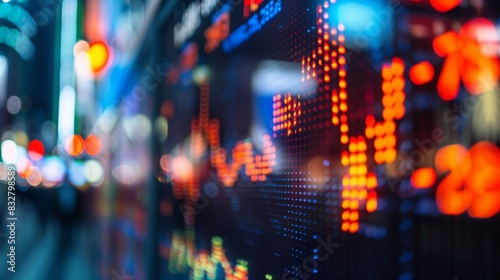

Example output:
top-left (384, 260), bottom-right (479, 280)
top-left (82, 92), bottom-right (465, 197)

top-left (126, 0), bottom-right (500, 279)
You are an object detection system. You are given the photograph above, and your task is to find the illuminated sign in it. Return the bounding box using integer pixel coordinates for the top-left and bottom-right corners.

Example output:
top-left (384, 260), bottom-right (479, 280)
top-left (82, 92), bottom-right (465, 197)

top-left (169, 229), bottom-right (249, 279)
top-left (174, 2), bottom-right (201, 47)
top-left (201, 0), bottom-right (218, 16)
top-left (204, 12), bottom-right (230, 53)
top-left (161, 81), bottom-right (276, 225)
top-left (244, 0), bottom-right (264, 18)
top-left (222, 0), bottom-right (282, 52)
top-left (433, 18), bottom-right (499, 101)
top-left (174, 0), bottom-right (219, 48)
top-left (434, 142), bottom-right (500, 218)
top-left (273, 1), bottom-right (409, 233)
